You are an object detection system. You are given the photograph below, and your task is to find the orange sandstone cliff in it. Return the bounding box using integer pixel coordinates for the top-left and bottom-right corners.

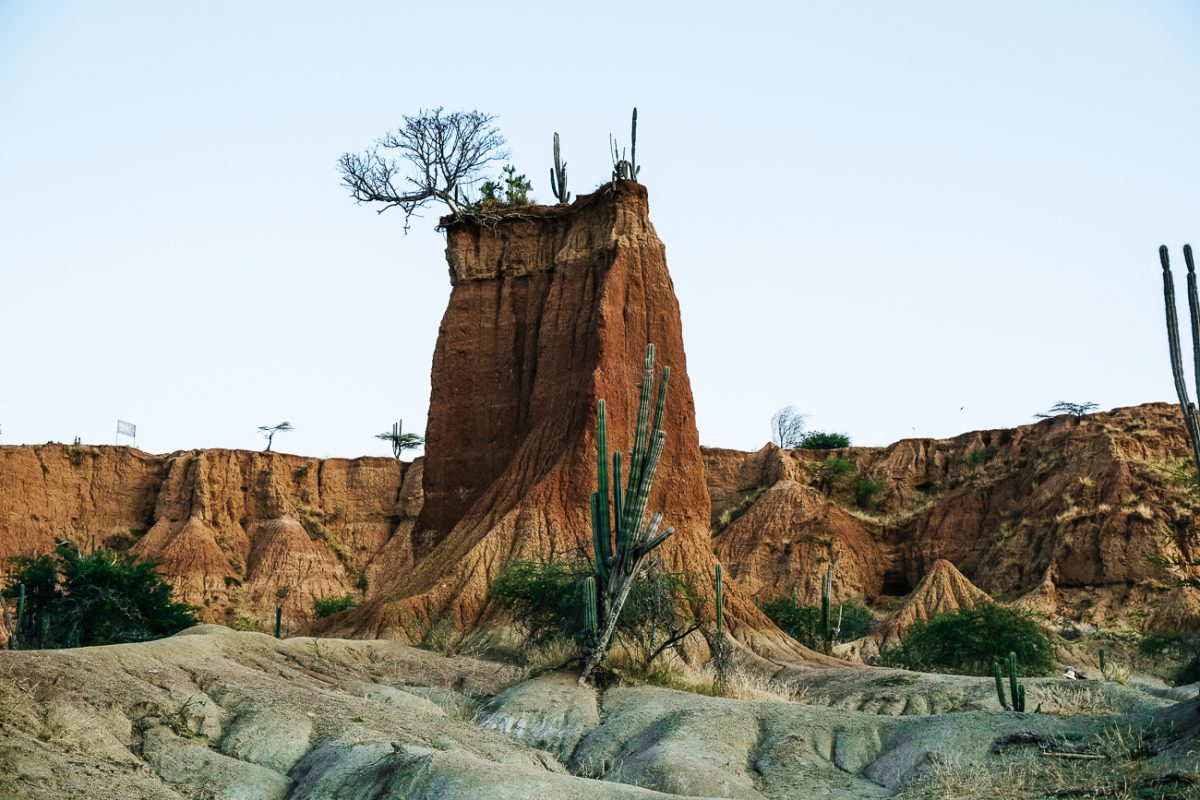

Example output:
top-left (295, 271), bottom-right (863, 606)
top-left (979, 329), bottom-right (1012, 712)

top-left (0, 444), bottom-right (420, 631)
top-left (705, 403), bottom-right (1200, 633)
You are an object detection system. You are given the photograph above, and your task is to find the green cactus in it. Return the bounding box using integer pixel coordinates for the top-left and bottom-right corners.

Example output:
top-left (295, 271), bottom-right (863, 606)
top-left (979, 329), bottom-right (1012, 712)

top-left (630, 107), bottom-right (638, 179)
top-left (550, 132), bottom-right (570, 203)
top-left (820, 563), bottom-right (835, 654)
top-left (1099, 648), bottom-right (1107, 678)
top-left (274, 606), bottom-right (282, 639)
top-left (1159, 244), bottom-right (1200, 477)
top-left (583, 576), bottom-right (598, 640)
top-left (993, 660), bottom-right (1009, 710)
top-left (1006, 651), bottom-right (1026, 712)
top-left (609, 108), bottom-right (642, 182)
top-left (579, 344), bottom-right (674, 685)
top-left (16, 582), bottom-right (25, 647)
top-left (715, 564), bottom-right (724, 635)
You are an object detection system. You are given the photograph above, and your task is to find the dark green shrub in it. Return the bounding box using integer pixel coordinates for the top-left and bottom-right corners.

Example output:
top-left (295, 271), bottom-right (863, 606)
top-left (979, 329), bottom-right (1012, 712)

top-left (490, 559), bottom-right (699, 668)
top-left (763, 597), bottom-right (875, 649)
top-left (489, 559), bottom-right (590, 644)
top-left (807, 456), bottom-right (857, 495)
top-left (851, 476), bottom-right (887, 509)
top-left (882, 604), bottom-right (1056, 676)
top-left (799, 431), bottom-right (851, 449)
top-left (962, 446), bottom-right (996, 468)
top-left (5, 544), bottom-right (197, 648)
top-left (312, 593), bottom-right (356, 618)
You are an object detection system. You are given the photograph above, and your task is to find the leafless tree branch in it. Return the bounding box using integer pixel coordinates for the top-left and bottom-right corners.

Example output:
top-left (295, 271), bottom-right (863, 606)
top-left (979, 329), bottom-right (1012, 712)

top-left (338, 108), bottom-right (509, 233)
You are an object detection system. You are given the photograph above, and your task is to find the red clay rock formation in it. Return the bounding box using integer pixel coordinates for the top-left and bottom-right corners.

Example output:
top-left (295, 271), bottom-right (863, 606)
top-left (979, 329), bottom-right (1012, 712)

top-left (713, 480), bottom-right (886, 606)
top-left (0, 444), bottom-right (420, 631)
top-left (317, 183), bottom-right (817, 660)
top-left (704, 404), bottom-right (1200, 632)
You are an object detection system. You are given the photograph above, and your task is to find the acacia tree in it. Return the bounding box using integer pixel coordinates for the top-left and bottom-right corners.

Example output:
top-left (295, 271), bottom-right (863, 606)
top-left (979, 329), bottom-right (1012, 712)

top-left (771, 406), bottom-right (807, 448)
top-left (376, 420), bottom-right (423, 459)
top-left (258, 421), bottom-right (294, 452)
top-left (338, 108), bottom-right (508, 230)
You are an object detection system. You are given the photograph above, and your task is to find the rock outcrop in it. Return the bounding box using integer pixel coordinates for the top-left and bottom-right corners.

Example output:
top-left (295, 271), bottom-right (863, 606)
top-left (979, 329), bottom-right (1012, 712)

top-left (0, 444), bottom-right (421, 630)
top-left (317, 182), bottom-right (811, 660)
top-left (705, 403), bottom-right (1200, 632)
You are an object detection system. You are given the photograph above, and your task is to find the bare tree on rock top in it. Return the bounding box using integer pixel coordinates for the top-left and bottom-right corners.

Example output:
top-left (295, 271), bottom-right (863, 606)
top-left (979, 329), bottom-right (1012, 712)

top-left (771, 406), bottom-right (807, 449)
top-left (338, 108), bottom-right (508, 231)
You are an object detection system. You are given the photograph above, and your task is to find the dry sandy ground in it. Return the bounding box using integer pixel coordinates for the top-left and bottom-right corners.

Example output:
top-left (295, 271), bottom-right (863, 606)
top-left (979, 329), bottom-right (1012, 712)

top-left (0, 626), bottom-right (1195, 799)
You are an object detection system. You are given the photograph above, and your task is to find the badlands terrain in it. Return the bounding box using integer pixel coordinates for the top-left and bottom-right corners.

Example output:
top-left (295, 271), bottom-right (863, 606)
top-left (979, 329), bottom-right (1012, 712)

top-left (2, 183), bottom-right (1199, 797)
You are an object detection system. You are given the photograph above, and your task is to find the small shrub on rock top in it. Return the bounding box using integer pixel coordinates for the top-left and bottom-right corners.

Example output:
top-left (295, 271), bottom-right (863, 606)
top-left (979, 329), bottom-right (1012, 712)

top-left (798, 431), bottom-right (851, 449)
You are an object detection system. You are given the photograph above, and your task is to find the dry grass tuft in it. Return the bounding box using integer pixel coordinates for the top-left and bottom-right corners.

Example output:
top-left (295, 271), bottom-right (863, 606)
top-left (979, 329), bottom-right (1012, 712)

top-left (899, 722), bottom-right (1196, 800)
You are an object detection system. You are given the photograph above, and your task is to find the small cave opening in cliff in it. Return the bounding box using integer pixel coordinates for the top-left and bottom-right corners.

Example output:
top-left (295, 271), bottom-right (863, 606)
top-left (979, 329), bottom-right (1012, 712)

top-left (880, 570), bottom-right (913, 597)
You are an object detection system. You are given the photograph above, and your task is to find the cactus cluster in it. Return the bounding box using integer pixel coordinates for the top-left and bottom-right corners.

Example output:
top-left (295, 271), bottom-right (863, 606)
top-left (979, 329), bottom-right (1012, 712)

top-left (610, 108), bottom-right (641, 182)
top-left (1159, 244), bottom-right (1200, 476)
top-left (993, 652), bottom-right (1026, 711)
top-left (578, 344), bottom-right (674, 684)
top-left (550, 132), bottom-right (570, 203)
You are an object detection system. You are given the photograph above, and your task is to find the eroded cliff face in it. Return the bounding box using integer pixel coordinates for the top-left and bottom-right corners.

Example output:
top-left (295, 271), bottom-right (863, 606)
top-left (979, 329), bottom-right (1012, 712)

top-left (0, 444), bottom-right (421, 631)
top-left (316, 182), bottom-right (814, 660)
top-left (705, 403), bottom-right (1200, 632)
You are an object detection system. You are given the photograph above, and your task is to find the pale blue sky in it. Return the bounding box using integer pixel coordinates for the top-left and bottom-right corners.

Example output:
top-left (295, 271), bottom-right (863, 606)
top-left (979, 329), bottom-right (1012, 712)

top-left (2, 1), bottom-right (1199, 457)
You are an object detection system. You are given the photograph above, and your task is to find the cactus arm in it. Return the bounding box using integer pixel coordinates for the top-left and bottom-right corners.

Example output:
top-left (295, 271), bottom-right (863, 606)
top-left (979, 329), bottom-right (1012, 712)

top-left (595, 400), bottom-right (612, 570)
top-left (650, 365), bottom-right (670, 442)
top-left (591, 492), bottom-right (610, 585)
top-left (993, 661), bottom-right (1008, 709)
top-left (583, 576), bottom-right (598, 640)
top-left (630, 108), bottom-right (638, 180)
top-left (715, 564), bottom-right (724, 634)
top-left (1161, 246), bottom-right (1200, 474)
top-left (612, 451), bottom-right (624, 555)
top-left (1007, 652), bottom-right (1020, 711)
top-left (1185, 244), bottom-right (1200, 400)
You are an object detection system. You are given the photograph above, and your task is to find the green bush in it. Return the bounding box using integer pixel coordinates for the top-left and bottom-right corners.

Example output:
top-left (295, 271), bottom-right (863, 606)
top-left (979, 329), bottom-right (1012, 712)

top-left (762, 597), bottom-right (875, 649)
top-left (489, 559), bottom-right (589, 644)
top-left (881, 604), bottom-right (1056, 676)
top-left (490, 559), bottom-right (699, 668)
top-left (799, 431), bottom-right (851, 449)
top-left (5, 544), bottom-right (197, 648)
top-left (312, 593), bottom-right (356, 618)
top-left (807, 456), bottom-right (857, 495)
top-left (850, 476), bottom-right (887, 509)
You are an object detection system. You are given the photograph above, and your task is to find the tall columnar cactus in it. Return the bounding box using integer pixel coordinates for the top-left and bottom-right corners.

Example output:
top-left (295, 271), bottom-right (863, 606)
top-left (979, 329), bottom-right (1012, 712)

top-left (820, 563), bottom-right (834, 654)
top-left (1160, 244), bottom-right (1200, 478)
top-left (1099, 648), bottom-right (1107, 678)
top-left (578, 344), bottom-right (673, 685)
top-left (274, 606), bottom-right (282, 639)
top-left (993, 660), bottom-right (1009, 710)
top-left (715, 564), bottom-right (724, 635)
top-left (550, 132), bottom-right (570, 204)
top-left (1007, 651), bottom-right (1026, 712)
top-left (15, 583), bottom-right (25, 648)
top-left (630, 107), bottom-right (638, 179)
